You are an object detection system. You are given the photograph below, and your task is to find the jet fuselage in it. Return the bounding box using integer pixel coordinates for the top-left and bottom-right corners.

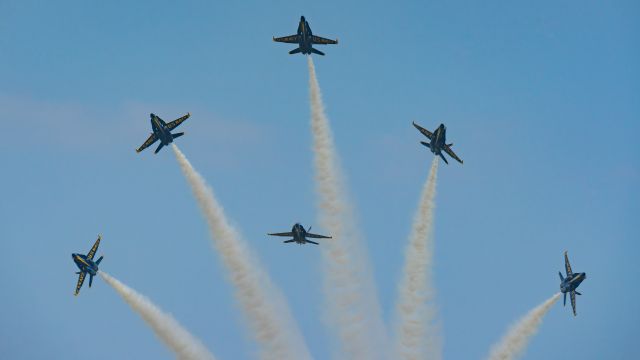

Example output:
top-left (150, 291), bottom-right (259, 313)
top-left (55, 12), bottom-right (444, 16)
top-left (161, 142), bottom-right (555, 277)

top-left (292, 223), bottom-right (307, 244)
top-left (296, 16), bottom-right (314, 55)
top-left (72, 253), bottom-right (99, 276)
top-left (560, 272), bottom-right (586, 293)
top-left (150, 114), bottom-right (174, 146)
top-left (429, 124), bottom-right (447, 155)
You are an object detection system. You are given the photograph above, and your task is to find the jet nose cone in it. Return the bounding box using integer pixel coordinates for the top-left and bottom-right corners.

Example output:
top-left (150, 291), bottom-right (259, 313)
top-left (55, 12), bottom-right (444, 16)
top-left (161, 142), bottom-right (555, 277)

top-left (150, 113), bottom-right (155, 118)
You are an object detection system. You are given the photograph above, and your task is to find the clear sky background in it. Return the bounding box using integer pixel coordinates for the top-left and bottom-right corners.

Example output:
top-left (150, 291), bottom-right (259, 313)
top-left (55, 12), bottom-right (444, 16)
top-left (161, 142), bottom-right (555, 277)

top-left (1, 1), bottom-right (638, 359)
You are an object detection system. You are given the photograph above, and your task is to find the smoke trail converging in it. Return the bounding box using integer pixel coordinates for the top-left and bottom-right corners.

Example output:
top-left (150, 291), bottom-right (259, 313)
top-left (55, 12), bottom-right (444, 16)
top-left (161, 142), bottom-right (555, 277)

top-left (172, 145), bottom-right (312, 360)
top-left (308, 56), bottom-right (387, 359)
top-left (393, 157), bottom-right (441, 360)
top-left (487, 293), bottom-right (561, 360)
top-left (100, 271), bottom-right (215, 360)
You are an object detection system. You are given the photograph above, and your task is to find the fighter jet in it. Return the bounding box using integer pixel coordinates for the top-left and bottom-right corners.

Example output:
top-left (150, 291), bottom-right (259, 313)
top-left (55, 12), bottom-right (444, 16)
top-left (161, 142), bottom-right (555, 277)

top-left (268, 223), bottom-right (331, 245)
top-left (136, 113), bottom-right (190, 154)
top-left (559, 251), bottom-right (587, 316)
top-left (72, 235), bottom-right (104, 296)
top-left (412, 122), bottom-right (463, 165)
top-left (273, 16), bottom-right (338, 56)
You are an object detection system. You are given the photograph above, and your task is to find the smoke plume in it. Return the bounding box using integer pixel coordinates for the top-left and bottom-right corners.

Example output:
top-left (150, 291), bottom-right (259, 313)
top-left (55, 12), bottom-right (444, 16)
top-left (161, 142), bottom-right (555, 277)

top-left (100, 271), bottom-right (216, 360)
top-left (172, 144), bottom-right (312, 360)
top-left (487, 293), bottom-right (561, 360)
top-left (393, 157), bottom-right (441, 360)
top-left (308, 56), bottom-right (387, 359)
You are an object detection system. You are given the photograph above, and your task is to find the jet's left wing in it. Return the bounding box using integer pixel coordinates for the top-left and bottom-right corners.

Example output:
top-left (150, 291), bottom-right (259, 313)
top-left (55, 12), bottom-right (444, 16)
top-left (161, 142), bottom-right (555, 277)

top-left (312, 35), bottom-right (338, 45)
top-left (443, 144), bottom-right (463, 164)
top-left (268, 232), bottom-right (295, 237)
top-left (570, 290), bottom-right (577, 316)
top-left (87, 235), bottom-right (101, 260)
top-left (74, 272), bottom-right (86, 296)
top-left (564, 251), bottom-right (573, 276)
top-left (413, 122), bottom-right (434, 139)
top-left (273, 35), bottom-right (300, 43)
top-left (166, 113), bottom-right (191, 131)
top-left (136, 133), bottom-right (158, 153)
top-left (306, 232), bottom-right (332, 239)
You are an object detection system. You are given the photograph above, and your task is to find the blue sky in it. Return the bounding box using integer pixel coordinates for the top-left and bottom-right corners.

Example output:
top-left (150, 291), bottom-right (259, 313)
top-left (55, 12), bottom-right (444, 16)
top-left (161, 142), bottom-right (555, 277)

top-left (0, 1), bottom-right (638, 359)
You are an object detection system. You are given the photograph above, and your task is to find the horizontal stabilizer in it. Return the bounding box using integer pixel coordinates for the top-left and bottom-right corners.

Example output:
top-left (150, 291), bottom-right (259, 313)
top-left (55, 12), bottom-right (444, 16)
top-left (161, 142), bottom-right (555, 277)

top-left (96, 256), bottom-right (103, 265)
top-left (89, 274), bottom-right (93, 288)
top-left (155, 143), bottom-right (164, 154)
top-left (575, 291), bottom-right (582, 296)
top-left (439, 153), bottom-right (449, 164)
top-left (420, 141), bottom-right (431, 148)
top-left (172, 132), bottom-right (184, 140)
top-left (310, 48), bottom-right (325, 56)
top-left (283, 239), bottom-right (296, 243)
top-left (306, 240), bottom-right (319, 245)
top-left (558, 271), bottom-right (564, 281)
top-left (289, 47), bottom-right (302, 55)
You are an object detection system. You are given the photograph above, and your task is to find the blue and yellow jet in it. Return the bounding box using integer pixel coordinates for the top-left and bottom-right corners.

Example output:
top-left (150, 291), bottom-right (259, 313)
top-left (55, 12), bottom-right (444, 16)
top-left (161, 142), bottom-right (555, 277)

top-left (413, 122), bottom-right (464, 165)
top-left (559, 250), bottom-right (587, 316)
top-left (273, 16), bottom-right (338, 56)
top-left (136, 113), bottom-right (191, 154)
top-left (268, 223), bottom-right (331, 245)
top-left (71, 235), bottom-right (103, 296)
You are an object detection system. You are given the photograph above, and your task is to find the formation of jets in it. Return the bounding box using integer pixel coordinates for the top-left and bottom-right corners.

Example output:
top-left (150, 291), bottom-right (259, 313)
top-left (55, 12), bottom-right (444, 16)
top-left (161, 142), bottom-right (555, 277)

top-left (72, 15), bottom-right (589, 319)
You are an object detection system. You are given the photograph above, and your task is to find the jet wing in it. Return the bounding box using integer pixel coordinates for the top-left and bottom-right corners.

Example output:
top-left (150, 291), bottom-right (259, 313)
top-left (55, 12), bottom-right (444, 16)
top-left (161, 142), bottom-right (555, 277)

top-left (273, 35), bottom-right (300, 44)
top-left (74, 272), bottom-right (86, 296)
top-left (268, 232), bottom-right (295, 237)
top-left (136, 133), bottom-right (158, 153)
top-left (87, 235), bottom-right (101, 260)
top-left (443, 144), bottom-right (463, 164)
top-left (564, 251), bottom-right (573, 276)
top-left (412, 122), bottom-right (434, 139)
top-left (312, 35), bottom-right (338, 45)
top-left (166, 113), bottom-right (190, 131)
top-left (570, 290), bottom-right (577, 316)
top-left (306, 232), bottom-right (332, 239)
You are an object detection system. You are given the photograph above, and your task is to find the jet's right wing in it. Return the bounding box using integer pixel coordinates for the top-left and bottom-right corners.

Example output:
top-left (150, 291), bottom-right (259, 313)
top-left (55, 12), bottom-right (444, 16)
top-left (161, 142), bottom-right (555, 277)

top-left (311, 35), bottom-right (338, 45)
top-left (268, 232), bottom-right (295, 237)
top-left (570, 290), bottom-right (577, 316)
top-left (166, 113), bottom-right (190, 131)
top-left (273, 35), bottom-right (300, 43)
top-left (443, 144), bottom-right (463, 164)
top-left (412, 122), bottom-right (434, 139)
top-left (306, 232), bottom-right (332, 239)
top-left (564, 251), bottom-right (573, 276)
top-left (136, 133), bottom-right (158, 153)
top-left (74, 272), bottom-right (86, 296)
top-left (87, 235), bottom-right (101, 260)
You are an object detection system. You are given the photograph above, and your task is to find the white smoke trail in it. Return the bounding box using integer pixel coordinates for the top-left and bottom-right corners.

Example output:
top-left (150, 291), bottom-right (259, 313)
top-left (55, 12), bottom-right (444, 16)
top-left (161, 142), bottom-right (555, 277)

top-left (487, 293), bottom-right (561, 360)
top-left (99, 271), bottom-right (215, 360)
top-left (308, 56), bottom-right (388, 360)
top-left (172, 144), bottom-right (312, 360)
top-left (393, 157), bottom-right (441, 360)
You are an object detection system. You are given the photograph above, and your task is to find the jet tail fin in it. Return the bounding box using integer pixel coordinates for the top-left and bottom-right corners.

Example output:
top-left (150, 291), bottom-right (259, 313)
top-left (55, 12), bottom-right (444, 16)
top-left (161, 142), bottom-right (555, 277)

top-left (575, 291), bottom-right (582, 296)
top-left (96, 256), bottom-right (103, 265)
top-left (439, 153), bottom-right (449, 164)
top-left (563, 292), bottom-right (566, 306)
top-left (289, 47), bottom-right (302, 55)
top-left (172, 132), bottom-right (184, 140)
top-left (558, 271), bottom-right (564, 281)
top-left (154, 143), bottom-right (164, 154)
top-left (89, 274), bottom-right (93, 288)
top-left (310, 48), bottom-right (325, 56)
